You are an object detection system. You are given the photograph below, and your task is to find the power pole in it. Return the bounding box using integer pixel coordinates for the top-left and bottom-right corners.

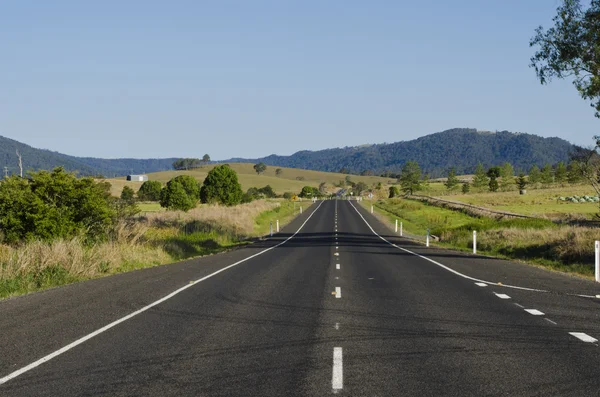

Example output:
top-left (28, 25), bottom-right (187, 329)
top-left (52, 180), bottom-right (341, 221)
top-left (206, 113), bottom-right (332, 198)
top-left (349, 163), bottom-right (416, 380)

top-left (3, 167), bottom-right (7, 178)
top-left (15, 149), bottom-right (23, 178)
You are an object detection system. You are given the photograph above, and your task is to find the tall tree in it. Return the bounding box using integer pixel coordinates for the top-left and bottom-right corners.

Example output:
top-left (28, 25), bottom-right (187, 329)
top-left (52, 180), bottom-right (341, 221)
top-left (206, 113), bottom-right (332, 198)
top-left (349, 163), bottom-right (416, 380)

top-left (529, 165), bottom-right (542, 184)
top-left (515, 173), bottom-right (528, 191)
top-left (555, 161), bottom-right (568, 184)
top-left (137, 180), bottom-right (162, 201)
top-left (499, 162), bottom-right (514, 191)
top-left (200, 165), bottom-right (243, 206)
top-left (567, 160), bottom-right (583, 184)
top-left (399, 161), bottom-right (422, 195)
top-left (253, 162), bottom-right (267, 175)
top-left (202, 154), bottom-right (211, 164)
top-left (541, 163), bottom-right (554, 185)
top-left (487, 167), bottom-right (501, 192)
top-left (530, 0), bottom-right (600, 118)
top-left (472, 162), bottom-right (488, 189)
top-left (444, 167), bottom-right (459, 191)
top-left (120, 186), bottom-right (135, 203)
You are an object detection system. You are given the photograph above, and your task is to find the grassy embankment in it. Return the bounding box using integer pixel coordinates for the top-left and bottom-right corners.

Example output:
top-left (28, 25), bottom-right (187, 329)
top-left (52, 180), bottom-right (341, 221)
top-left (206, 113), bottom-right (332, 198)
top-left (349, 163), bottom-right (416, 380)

top-left (106, 163), bottom-right (391, 197)
top-left (0, 199), bottom-right (305, 299)
top-left (361, 198), bottom-right (600, 277)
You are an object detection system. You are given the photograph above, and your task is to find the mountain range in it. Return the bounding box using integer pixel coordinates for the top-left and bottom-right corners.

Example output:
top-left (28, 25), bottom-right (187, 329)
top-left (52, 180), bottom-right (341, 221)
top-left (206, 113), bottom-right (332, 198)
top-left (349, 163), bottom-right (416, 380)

top-left (0, 128), bottom-right (578, 178)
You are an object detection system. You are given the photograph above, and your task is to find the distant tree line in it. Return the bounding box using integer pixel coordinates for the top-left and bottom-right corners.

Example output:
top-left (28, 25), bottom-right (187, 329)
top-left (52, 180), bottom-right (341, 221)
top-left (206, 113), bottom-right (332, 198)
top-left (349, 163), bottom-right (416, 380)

top-left (172, 154), bottom-right (211, 170)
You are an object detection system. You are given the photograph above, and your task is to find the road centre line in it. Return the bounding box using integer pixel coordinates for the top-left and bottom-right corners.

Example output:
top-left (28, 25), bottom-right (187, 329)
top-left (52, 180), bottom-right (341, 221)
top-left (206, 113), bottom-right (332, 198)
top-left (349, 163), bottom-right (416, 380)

top-left (494, 293), bottom-right (511, 299)
top-left (525, 309), bottom-right (545, 316)
top-left (0, 201), bottom-right (326, 386)
top-left (336, 264), bottom-right (340, 270)
top-left (514, 303), bottom-right (525, 308)
top-left (544, 318), bottom-right (557, 325)
top-left (569, 332), bottom-right (598, 343)
top-left (336, 287), bottom-right (342, 298)
top-left (332, 347), bottom-right (343, 392)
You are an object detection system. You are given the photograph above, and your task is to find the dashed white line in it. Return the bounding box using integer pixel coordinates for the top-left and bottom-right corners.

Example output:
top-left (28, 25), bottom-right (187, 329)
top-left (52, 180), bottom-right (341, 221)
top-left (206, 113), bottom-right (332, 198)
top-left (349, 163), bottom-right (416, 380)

top-left (569, 332), bottom-right (598, 343)
top-left (494, 293), bottom-right (511, 299)
top-left (475, 282), bottom-right (487, 287)
top-left (514, 303), bottom-right (525, 308)
top-left (336, 264), bottom-right (340, 270)
top-left (332, 347), bottom-right (343, 392)
top-left (335, 287), bottom-right (341, 298)
top-left (544, 318), bottom-right (557, 325)
top-left (524, 309), bottom-right (544, 316)
top-left (335, 323), bottom-right (340, 330)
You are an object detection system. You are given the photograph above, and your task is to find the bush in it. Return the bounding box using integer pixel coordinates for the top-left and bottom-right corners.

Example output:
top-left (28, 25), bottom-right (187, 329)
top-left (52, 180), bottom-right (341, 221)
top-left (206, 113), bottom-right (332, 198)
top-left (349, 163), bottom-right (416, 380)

top-left (258, 185), bottom-right (276, 198)
top-left (299, 186), bottom-right (320, 198)
top-left (200, 165), bottom-right (243, 206)
top-left (120, 186), bottom-right (135, 203)
top-left (171, 175), bottom-right (201, 200)
top-left (137, 180), bottom-right (162, 201)
top-left (160, 181), bottom-right (196, 211)
top-left (0, 168), bottom-right (124, 243)
top-left (283, 192), bottom-right (294, 199)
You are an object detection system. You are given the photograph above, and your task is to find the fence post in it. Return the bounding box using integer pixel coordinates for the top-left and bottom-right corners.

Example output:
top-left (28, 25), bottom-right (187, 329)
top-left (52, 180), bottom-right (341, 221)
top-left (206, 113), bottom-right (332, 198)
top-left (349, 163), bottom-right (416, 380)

top-left (400, 222), bottom-right (403, 237)
top-left (473, 230), bottom-right (477, 254)
top-left (595, 241), bottom-right (600, 282)
top-left (395, 219), bottom-right (398, 233)
top-left (426, 228), bottom-right (430, 247)
top-left (276, 219), bottom-right (279, 233)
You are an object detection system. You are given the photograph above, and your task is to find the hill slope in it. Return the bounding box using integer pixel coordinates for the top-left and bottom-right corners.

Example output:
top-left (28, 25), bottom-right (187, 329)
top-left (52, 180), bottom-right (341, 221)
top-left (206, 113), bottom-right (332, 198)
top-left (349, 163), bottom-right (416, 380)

top-left (228, 128), bottom-right (576, 177)
top-left (0, 135), bottom-right (176, 176)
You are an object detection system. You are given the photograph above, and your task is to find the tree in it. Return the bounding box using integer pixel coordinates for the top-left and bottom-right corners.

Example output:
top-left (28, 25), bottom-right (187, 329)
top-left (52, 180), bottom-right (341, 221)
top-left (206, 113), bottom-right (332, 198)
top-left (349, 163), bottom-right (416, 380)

top-left (499, 162), bottom-right (514, 191)
top-left (444, 167), bottom-right (459, 191)
top-left (462, 182), bottom-right (470, 194)
top-left (399, 161), bottom-right (422, 195)
top-left (515, 173), bottom-right (528, 191)
top-left (275, 168), bottom-right (283, 177)
top-left (389, 186), bottom-right (400, 198)
top-left (555, 161), bottom-right (567, 184)
top-left (253, 162), bottom-right (267, 175)
top-left (160, 181), bottom-right (195, 211)
top-left (487, 167), bottom-right (501, 192)
top-left (354, 181), bottom-right (368, 195)
top-left (541, 163), bottom-right (554, 185)
top-left (472, 162), bottom-right (488, 189)
top-left (202, 154), bottom-right (210, 164)
top-left (299, 186), bottom-right (320, 198)
top-left (200, 165), bottom-right (243, 206)
top-left (120, 186), bottom-right (135, 203)
top-left (170, 175), bottom-right (201, 200)
top-left (258, 185), bottom-right (277, 198)
top-left (318, 182), bottom-right (327, 194)
top-left (172, 158), bottom-right (202, 170)
top-left (137, 180), bottom-right (162, 201)
top-left (529, 165), bottom-right (542, 185)
top-left (530, 1), bottom-right (600, 118)
top-left (567, 160), bottom-right (583, 183)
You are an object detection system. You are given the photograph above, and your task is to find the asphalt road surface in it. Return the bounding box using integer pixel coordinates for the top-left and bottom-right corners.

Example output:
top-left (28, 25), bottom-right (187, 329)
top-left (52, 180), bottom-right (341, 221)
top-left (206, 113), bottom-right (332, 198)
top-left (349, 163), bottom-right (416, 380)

top-left (2, 199), bottom-right (600, 396)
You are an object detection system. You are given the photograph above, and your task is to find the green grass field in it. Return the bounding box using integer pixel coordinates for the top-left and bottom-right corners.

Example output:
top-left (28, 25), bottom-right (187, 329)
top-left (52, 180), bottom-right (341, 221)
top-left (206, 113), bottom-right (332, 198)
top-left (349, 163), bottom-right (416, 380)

top-left (106, 163), bottom-right (391, 197)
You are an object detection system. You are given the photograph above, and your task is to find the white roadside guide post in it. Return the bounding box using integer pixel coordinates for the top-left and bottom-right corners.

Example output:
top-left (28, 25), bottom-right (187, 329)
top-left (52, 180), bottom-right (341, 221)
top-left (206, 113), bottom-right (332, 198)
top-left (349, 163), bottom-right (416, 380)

top-left (400, 222), bottom-right (403, 237)
top-left (595, 241), bottom-right (600, 282)
top-left (371, 205), bottom-right (373, 214)
top-left (300, 206), bottom-right (303, 214)
top-left (473, 230), bottom-right (477, 254)
top-left (426, 228), bottom-right (430, 247)
top-left (276, 220), bottom-right (279, 233)
top-left (395, 219), bottom-right (398, 233)
top-left (270, 221), bottom-right (273, 237)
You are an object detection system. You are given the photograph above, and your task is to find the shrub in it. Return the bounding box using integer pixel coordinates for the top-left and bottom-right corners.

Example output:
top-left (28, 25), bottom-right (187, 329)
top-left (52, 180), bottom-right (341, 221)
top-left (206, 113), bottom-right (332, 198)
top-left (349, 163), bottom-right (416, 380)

top-left (120, 186), bottom-right (135, 203)
top-left (137, 180), bottom-right (162, 201)
top-left (160, 181), bottom-right (196, 211)
top-left (200, 165), bottom-right (243, 206)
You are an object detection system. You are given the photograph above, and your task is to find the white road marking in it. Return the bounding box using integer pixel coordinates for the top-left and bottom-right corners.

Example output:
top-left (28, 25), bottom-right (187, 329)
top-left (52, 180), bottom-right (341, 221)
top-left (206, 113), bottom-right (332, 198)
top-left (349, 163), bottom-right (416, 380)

top-left (475, 282), bottom-right (487, 287)
top-left (525, 309), bottom-right (544, 316)
top-left (494, 293), bottom-right (511, 299)
top-left (569, 332), bottom-right (598, 343)
top-left (336, 264), bottom-right (340, 270)
top-left (335, 323), bottom-right (340, 330)
top-left (334, 253), bottom-right (339, 256)
top-left (335, 287), bottom-right (341, 298)
top-left (514, 303), bottom-right (525, 308)
top-left (335, 277), bottom-right (339, 280)
top-left (336, 246), bottom-right (338, 249)
top-left (544, 318), bottom-right (557, 325)
top-left (332, 347), bottom-right (343, 392)
top-left (0, 201), bottom-right (327, 386)
top-left (347, 201), bottom-right (548, 293)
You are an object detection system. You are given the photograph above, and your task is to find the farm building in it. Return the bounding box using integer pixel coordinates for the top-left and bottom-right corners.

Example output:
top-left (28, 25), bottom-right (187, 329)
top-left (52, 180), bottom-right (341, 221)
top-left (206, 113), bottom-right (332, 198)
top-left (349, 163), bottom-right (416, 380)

top-left (127, 174), bottom-right (148, 182)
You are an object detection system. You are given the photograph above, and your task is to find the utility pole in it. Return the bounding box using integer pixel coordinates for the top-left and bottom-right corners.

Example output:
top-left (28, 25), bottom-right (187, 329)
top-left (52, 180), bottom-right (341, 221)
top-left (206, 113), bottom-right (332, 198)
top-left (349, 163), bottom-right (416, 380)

top-left (15, 149), bottom-right (23, 178)
top-left (3, 167), bottom-right (8, 178)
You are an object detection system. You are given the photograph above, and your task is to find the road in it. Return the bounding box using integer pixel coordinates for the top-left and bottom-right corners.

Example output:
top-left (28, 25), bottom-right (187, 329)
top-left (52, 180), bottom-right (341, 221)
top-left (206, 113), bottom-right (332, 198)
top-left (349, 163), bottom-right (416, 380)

top-left (2, 199), bottom-right (600, 396)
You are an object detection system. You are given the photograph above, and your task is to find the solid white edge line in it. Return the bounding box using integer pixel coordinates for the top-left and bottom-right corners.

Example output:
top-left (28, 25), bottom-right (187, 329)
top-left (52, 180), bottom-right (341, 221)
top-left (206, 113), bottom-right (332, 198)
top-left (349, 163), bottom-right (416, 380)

top-left (0, 200), bottom-right (326, 386)
top-left (332, 347), bottom-right (343, 391)
top-left (335, 287), bottom-right (341, 298)
top-left (569, 332), bottom-right (598, 343)
top-left (346, 200), bottom-right (548, 293)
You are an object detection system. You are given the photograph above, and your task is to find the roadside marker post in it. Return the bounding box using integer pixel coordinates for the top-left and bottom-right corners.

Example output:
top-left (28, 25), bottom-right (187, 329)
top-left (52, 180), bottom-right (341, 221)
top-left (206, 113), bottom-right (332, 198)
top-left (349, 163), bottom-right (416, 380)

top-left (371, 205), bottom-right (373, 214)
top-left (426, 228), bottom-right (430, 247)
top-left (395, 219), bottom-right (398, 233)
top-left (473, 231), bottom-right (477, 254)
top-left (400, 222), bottom-right (403, 237)
top-left (270, 222), bottom-right (273, 237)
top-left (276, 220), bottom-right (279, 233)
top-left (595, 240), bottom-right (600, 282)
top-left (300, 206), bottom-right (303, 214)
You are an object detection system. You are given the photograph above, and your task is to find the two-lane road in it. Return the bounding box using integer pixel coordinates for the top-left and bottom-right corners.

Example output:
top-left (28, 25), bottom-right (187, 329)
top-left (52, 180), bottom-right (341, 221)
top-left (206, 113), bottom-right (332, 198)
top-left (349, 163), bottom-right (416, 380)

top-left (2, 199), bottom-right (600, 396)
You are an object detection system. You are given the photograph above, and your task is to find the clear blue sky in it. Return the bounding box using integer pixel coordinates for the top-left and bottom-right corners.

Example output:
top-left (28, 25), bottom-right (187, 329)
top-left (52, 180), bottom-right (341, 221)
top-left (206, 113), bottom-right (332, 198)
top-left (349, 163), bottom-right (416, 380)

top-left (1, 0), bottom-right (596, 160)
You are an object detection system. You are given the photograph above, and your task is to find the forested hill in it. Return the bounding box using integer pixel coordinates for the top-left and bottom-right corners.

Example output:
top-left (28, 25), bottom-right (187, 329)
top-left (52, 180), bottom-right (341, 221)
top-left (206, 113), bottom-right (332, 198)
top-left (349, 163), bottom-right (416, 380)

top-left (0, 135), bottom-right (176, 177)
top-left (228, 128), bottom-right (576, 177)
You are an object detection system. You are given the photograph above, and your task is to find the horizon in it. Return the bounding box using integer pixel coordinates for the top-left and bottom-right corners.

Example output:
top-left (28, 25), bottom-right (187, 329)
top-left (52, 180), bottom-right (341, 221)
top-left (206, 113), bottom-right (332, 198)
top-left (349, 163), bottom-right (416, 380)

top-left (2, 1), bottom-right (598, 159)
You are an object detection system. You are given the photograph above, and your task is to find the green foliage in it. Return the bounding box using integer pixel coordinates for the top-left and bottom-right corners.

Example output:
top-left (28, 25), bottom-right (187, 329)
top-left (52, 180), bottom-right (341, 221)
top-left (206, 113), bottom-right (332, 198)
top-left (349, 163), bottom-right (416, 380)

top-left (499, 162), bottom-right (514, 191)
top-left (354, 181), bottom-right (368, 195)
top-left (444, 167), bottom-right (459, 190)
top-left (541, 163), bottom-right (554, 184)
top-left (567, 161), bottom-right (583, 183)
top-left (200, 165), bottom-right (243, 206)
top-left (299, 186), bottom-right (320, 198)
top-left (120, 186), bottom-right (135, 203)
top-left (461, 182), bottom-right (470, 194)
top-left (171, 175), bottom-right (201, 200)
top-left (202, 154), bottom-right (211, 163)
top-left (160, 181), bottom-right (196, 211)
top-left (530, 0), bottom-right (600, 118)
top-left (172, 158), bottom-right (203, 170)
top-left (282, 192), bottom-right (294, 199)
top-left (253, 162), bottom-right (267, 175)
top-left (487, 166), bottom-right (501, 192)
top-left (275, 168), bottom-right (283, 176)
top-left (399, 161), bottom-right (422, 195)
top-left (0, 167), bottom-right (123, 243)
top-left (389, 186), bottom-right (400, 198)
top-left (555, 161), bottom-right (567, 184)
top-left (258, 185), bottom-right (277, 198)
top-left (472, 162), bottom-right (488, 189)
top-left (529, 165), bottom-right (542, 184)
top-left (515, 173), bottom-right (528, 190)
top-left (137, 180), bottom-right (162, 201)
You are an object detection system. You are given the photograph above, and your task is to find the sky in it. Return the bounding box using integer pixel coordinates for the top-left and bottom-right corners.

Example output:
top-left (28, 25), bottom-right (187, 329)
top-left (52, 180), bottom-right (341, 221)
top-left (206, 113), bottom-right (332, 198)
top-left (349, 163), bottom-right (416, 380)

top-left (1, 0), bottom-right (598, 160)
